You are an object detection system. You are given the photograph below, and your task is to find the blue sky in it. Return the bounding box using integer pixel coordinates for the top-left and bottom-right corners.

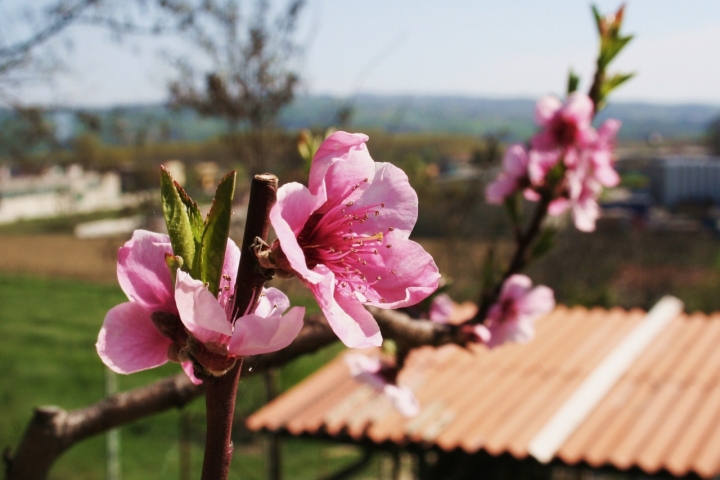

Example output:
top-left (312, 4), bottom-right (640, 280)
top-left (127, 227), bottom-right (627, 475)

top-left (11, 0), bottom-right (720, 107)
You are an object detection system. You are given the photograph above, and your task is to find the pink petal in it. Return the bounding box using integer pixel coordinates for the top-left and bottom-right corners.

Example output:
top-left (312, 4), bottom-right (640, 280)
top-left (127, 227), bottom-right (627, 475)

top-left (564, 92), bottom-right (594, 128)
top-left (429, 294), bottom-right (454, 324)
top-left (598, 119), bottom-right (621, 143)
top-left (524, 189), bottom-right (541, 202)
top-left (573, 196), bottom-right (600, 232)
top-left (500, 274), bottom-right (533, 302)
top-left (255, 287), bottom-right (291, 318)
top-left (486, 175), bottom-right (517, 204)
top-left (527, 150), bottom-right (560, 185)
top-left (517, 285), bottom-right (556, 319)
top-left (270, 183), bottom-right (325, 283)
top-left (175, 271), bottom-right (232, 343)
top-left (228, 307), bottom-right (304, 356)
top-left (345, 353), bottom-right (382, 376)
top-left (594, 163), bottom-right (620, 187)
top-left (221, 238), bottom-right (241, 284)
top-left (535, 96), bottom-right (562, 126)
top-left (310, 267), bottom-right (382, 348)
top-left (346, 162), bottom-right (418, 238)
top-left (548, 198), bottom-right (570, 216)
top-left (384, 385), bottom-right (420, 417)
top-left (360, 234), bottom-right (440, 309)
top-left (310, 132), bottom-right (376, 208)
top-left (117, 230), bottom-right (175, 312)
top-left (182, 361), bottom-right (203, 385)
top-left (96, 302), bottom-right (171, 374)
top-left (502, 144), bottom-right (529, 177)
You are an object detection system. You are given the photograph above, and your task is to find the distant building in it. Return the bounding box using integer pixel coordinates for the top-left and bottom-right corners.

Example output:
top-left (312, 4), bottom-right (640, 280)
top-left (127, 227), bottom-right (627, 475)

top-left (0, 165), bottom-right (133, 224)
top-left (648, 156), bottom-right (720, 208)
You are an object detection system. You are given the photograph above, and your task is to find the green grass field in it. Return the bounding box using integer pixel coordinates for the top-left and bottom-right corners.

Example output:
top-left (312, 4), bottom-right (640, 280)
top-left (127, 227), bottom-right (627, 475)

top-left (0, 274), bottom-right (374, 479)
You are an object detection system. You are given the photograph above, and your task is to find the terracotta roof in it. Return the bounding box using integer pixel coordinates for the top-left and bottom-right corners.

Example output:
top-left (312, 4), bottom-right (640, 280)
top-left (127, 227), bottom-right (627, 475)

top-left (247, 300), bottom-right (720, 478)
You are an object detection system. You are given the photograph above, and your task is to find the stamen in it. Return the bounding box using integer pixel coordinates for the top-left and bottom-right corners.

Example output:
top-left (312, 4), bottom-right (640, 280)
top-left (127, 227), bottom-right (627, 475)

top-left (391, 269), bottom-right (396, 275)
top-left (346, 201), bottom-right (354, 207)
top-left (386, 244), bottom-right (392, 248)
top-left (388, 227), bottom-right (395, 231)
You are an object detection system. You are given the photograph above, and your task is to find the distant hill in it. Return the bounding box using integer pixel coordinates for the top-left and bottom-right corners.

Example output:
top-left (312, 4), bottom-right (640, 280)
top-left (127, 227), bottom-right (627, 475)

top-left (6, 94), bottom-right (719, 144)
top-left (281, 95), bottom-right (720, 142)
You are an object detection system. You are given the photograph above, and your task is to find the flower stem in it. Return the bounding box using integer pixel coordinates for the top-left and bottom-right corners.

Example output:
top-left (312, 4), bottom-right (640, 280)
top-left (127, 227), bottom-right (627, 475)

top-left (200, 173), bottom-right (278, 480)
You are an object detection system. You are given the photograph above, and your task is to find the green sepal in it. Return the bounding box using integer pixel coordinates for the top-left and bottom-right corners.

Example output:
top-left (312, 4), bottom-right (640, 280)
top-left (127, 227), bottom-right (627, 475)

top-left (160, 166), bottom-right (196, 274)
top-left (164, 253), bottom-right (184, 287)
top-left (200, 170), bottom-right (237, 297)
top-left (531, 227), bottom-right (557, 261)
top-left (567, 69), bottom-right (580, 94)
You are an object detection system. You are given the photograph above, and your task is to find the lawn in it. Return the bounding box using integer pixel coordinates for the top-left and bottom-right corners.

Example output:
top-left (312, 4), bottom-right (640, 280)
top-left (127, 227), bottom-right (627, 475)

top-left (0, 274), bottom-right (372, 479)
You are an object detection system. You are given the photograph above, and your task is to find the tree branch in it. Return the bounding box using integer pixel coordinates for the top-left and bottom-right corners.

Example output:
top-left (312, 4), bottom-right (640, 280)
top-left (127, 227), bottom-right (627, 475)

top-left (5, 308), bottom-right (456, 480)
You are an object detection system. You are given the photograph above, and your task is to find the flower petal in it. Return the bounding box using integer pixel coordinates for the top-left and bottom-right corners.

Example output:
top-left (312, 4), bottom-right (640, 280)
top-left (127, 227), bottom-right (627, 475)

top-left (254, 287), bottom-right (291, 318)
top-left (517, 285), bottom-right (556, 320)
top-left (182, 361), bottom-right (203, 385)
top-left (486, 175), bottom-right (517, 204)
top-left (117, 230), bottom-right (175, 312)
top-left (270, 183), bottom-right (325, 283)
top-left (535, 95), bottom-right (562, 126)
top-left (175, 271), bottom-right (232, 343)
top-left (228, 307), bottom-right (305, 356)
top-left (96, 302), bottom-right (171, 374)
top-left (384, 385), bottom-right (420, 417)
top-left (309, 131), bottom-right (373, 203)
top-left (361, 234), bottom-right (440, 309)
top-left (500, 274), bottom-right (533, 302)
top-left (348, 162), bottom-right (418, 238)
top-left (310, 267), bottom-right (382, 348)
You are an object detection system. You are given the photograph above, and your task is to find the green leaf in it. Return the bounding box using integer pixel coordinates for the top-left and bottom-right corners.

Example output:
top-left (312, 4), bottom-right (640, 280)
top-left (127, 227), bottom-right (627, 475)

top-left (567, 69), bottom-right (580, 94)
top-left (591, 5), bottom-right (603, 35)
top-left (601, 72), bottom-right (634, 98)
top-left (160, 166), bottom-right (196, 274)
top-left (531, 227), bottom-right (557, 260)
top-left (599, 35), bottom-right (633, 70)
top-left (176, 182), bottom-right (204, 245)
top-left (200, 170), bottom-right (237, 298)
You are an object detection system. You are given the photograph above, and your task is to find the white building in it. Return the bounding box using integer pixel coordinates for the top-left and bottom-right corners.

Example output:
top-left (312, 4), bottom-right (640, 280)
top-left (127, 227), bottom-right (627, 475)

top-left (0, 165), bottom-right (130, 224)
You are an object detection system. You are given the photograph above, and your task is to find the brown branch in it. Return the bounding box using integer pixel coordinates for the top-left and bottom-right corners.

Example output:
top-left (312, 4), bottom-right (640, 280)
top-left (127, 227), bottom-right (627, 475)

top-left (4, 374), bottom-right (201, 480)
top-left (201, 173), bottom-right (278, 480)
top-left (5, 307), bottom-right (458, 480)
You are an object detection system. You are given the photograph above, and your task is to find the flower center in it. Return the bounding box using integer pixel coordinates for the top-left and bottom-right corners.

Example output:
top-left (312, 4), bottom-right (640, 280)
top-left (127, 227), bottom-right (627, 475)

top-left (296, 180), bottom-right (395, 302)
top-left (550, 116), bottom-right (579, 147)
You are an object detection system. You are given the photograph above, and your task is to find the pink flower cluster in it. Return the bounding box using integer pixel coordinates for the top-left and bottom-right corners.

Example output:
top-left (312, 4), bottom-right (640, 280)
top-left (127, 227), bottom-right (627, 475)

top-left (344, 353), bottom-right (420, 417)
top-left (270, 131), bottom-right (440, 348)
top-left (96, 230), bottom-right (304, 383)
top-left (486, 92), bottom-right (621, 232)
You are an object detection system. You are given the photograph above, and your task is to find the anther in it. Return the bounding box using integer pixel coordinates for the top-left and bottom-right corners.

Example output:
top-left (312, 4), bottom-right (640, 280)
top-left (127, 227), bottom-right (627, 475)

top-left (380, 298), bottom-right (387, 303)
top-left (346, 201), bottom-right (354, 207)
top-left (391, 269), bottom-right (396, 275)
top-left (364, 178), bottom-right (369, 182)
top-left (374, 211), bottom-right (380, 216)
top-left (381, 202), bottom-right (385, 207)
top-left (373, 249), bottom-right (379, 255)
top-left (386, 244), bottom-right (392, 248)
top-left (376, 276), bottom-right (381, 280)
top-left (388, 227), bottom-right (395, 231)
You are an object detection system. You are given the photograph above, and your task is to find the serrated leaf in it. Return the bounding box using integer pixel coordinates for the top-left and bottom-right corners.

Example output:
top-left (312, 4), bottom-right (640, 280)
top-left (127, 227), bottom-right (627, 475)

top-left (200, 170), bottom-right (237, 297)
top-left (160, 166), bottom-right (196, 274)
top-left (175, 182), bottom-right (204, 244)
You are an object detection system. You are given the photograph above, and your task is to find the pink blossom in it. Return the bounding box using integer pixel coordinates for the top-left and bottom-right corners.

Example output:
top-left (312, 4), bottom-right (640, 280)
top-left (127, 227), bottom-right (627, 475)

top-left (486, 145), bottom-right (530, 204)
top-left (429, 293), bottom-right (454, 324)
top-left (175, 271), bottom-right (304, 364)
top-left (96, 230), bottom-right (242, 385)
top-left (532, 93), bottom-right (596, 152)
top-left (484, 274), bottom-right (555, 348)
top-left (344, 353), bottom-right (420, 417)
top-left (270, 131), bottom-right (440, 348)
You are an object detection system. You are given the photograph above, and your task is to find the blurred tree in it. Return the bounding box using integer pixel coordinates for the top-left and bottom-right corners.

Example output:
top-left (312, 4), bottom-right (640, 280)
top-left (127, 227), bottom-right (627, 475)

top-left (164, 0), bottom-right (305, 173)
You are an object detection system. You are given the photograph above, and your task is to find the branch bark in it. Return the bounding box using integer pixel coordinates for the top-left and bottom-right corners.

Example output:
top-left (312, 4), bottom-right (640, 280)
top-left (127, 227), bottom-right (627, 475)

top-left (5, 307), bottom-right (456, 480)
